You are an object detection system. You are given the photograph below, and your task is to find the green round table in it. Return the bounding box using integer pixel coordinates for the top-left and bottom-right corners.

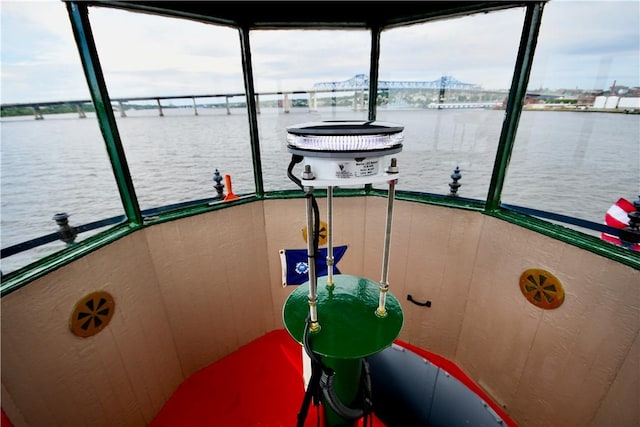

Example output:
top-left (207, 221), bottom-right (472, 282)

top-left (283, 274), bottom-right (403, 426)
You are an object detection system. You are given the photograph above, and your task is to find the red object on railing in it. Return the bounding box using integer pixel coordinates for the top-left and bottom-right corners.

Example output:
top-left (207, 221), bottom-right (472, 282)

top-left (601, 197), bottom-right (640, 251)
top-left (223, 174), bottom-right (239, 202)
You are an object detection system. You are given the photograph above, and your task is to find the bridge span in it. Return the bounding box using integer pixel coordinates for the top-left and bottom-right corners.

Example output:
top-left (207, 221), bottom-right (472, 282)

top-left (1, 74), bottom-right (509, 119)
top-left (312, 73), bottom-right (481, 91)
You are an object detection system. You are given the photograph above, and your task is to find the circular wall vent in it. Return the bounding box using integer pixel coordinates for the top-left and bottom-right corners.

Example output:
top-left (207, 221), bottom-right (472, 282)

top-left (70, 291), bottom-right (115, 337)
top-left (519, 268), bottom-right (565, 309)
top-left (302, 220), bottom-right (328, 246)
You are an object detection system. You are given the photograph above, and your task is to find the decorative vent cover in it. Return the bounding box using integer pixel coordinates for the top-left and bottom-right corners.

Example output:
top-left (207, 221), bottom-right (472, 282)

top-left (302, 220), bottom-right (328, 246)
top-left (70, 291), bottom-right (115, 337)
top-left (519, 269), bottom-right (565, 309)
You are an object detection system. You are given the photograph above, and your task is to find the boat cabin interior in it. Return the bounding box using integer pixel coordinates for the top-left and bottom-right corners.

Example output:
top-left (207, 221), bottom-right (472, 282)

top-left (1, 1), bottom-right (638, 427)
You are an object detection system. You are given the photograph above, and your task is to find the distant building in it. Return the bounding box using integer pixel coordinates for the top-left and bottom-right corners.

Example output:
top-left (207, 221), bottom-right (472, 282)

top-left (593, 95), bottom-right (640, 111)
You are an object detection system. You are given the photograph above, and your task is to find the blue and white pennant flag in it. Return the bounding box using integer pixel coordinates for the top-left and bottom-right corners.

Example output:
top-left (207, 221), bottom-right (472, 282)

top-left (279, 245), bottom-right (348, 286)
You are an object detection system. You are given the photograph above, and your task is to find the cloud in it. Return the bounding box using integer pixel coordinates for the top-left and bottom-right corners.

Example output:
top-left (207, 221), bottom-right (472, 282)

top-left (378, 8), bottom-right (525, 89)
top-left (528, 1), bottom-right (639, 89)
top-left (1, 1), bottom-right (638, 103)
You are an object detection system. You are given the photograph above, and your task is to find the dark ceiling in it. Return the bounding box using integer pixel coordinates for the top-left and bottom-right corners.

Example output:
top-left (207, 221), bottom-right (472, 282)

top-left (79, 1), bottom-right (533, 29)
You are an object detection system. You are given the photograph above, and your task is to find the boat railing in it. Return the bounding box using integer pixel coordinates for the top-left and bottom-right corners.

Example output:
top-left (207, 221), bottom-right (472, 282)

top-left (0, 189), bottom-right (258, 260)
top-left (2, 188), bottom-right (637, 274)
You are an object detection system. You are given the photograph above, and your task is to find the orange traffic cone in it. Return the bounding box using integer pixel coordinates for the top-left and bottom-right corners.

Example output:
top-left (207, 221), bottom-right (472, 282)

top-left (224, 174), bottom-right (239, 201)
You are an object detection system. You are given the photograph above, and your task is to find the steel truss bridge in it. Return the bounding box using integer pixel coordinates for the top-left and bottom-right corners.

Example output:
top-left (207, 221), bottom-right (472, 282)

top-left (1, 74), bottom-right (495, 119)
top-left (313, 74), bottom-right (482, 91)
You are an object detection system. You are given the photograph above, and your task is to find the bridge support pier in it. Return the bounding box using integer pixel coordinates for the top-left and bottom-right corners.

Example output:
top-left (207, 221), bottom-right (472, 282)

top-left (118, 101), bottom-right (127, 117)
top-left (33, 106), bottom-right (44, 120)
top-left (225, 96), bottom-right (231, 115)
top-left (352, 91), bottom-right (365, 111)
top-left (309, 92), bottom-right (317, 112)
top-left (283, 93), bottom-right (291, 113)
top-left (255, 95), bottom-right (261, 114)
top-left (192, 97), bottom-right (198, 116)
top-left (31, 105), bottom-right (44, 120)
top-left (77, 104), bottom-right (86, 118)
top-left (156, 99), bottom-right (164, 116)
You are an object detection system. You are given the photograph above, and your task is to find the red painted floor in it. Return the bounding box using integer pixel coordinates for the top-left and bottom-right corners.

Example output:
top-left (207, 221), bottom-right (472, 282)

top-left (1, 410), bottom-right (13, 427)
top-left (150, 329), bottom-right (382, 426)
top-left (150, 329), bottom-right (516, 427)
top-left (1, 329), bottom-right (515, 426)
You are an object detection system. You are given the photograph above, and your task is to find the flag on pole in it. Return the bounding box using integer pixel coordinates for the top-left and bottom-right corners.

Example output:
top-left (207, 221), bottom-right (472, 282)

top-left (280, 245), bottom-right (348, 286)
top-left (601, 198), bottom-right (640, 251)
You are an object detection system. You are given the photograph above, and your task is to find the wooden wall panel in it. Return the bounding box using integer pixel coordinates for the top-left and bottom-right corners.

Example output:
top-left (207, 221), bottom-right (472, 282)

top-left (145, 203), bottom-right (274, 378)
top-left (591, 329), bottom-right (640, 427)
top-left (1, 232), bottom-right (180, 427)
top-left (397, 202), bottom-right (484, 360)
top-left (330, 196), bottom-right (368, 275)
top-left (2, 199), bottom-right (637, 427)
top-left (361, 197), bottom-right (387, 280)
top-left (263, 198), bottom-right (308, 330)
top-left (457, 217), bottom-right (640, 426)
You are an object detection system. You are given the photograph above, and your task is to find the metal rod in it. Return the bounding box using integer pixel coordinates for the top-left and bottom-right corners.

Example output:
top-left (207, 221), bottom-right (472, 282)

top-left (305, 188), bottom-right (320, 331)
top-left (326, 186), bottom-right (335, 288)
top-left (376, 176), bottom-right (396, 317)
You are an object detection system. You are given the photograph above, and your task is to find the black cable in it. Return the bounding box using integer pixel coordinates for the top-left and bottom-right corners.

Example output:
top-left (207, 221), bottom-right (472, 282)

top-left (361, 358), bottom-right (373, 427)
top-left (298, 313), bottom-right (342, 426)
top-left (286, 153), bottom-right (320, 258)
top-left (287, 154), bottom-right (304, 190)
top-left (297, 291), bottom-right (375, 425)
top-left (303, 315), bottom-right (329, 374)
top-left (320, 372), bottom-right (365, 421)
top-left (291, 153), bottom-right (373, 424)
top-left (311, 194), bottom-right (320, 255)
top-left (291, 152), bottom-right (325, 427)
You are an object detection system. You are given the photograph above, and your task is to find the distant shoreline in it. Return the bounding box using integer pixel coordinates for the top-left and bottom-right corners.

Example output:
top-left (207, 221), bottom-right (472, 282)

top-left (2, 103), bottom-right (638, 119)
top-left (522, 105), bottom-right (639, 114)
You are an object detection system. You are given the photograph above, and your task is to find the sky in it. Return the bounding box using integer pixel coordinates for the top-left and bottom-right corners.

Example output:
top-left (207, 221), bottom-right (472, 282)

top-left (1, 0), bottom-right (639, 104)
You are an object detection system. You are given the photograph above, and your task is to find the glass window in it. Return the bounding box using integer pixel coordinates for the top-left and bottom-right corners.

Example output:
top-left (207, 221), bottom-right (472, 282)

top-left (376, 8), bottom-right (525, 197)
top-left (250, 29), bottom-right (371, 192)
top-left (1, 2), bottom-right (124, 274)
top-left (89, 8), bottom-right (253, 209)
top-left (502, 1), bottom-right (640, 243)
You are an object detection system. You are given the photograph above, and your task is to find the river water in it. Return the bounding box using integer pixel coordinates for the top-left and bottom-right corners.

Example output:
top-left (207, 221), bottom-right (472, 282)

top-left (1, 107), bottom-right (638, 273)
